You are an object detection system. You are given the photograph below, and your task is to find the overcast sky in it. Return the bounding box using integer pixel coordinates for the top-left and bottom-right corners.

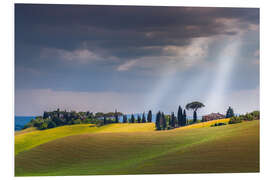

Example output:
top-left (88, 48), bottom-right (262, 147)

top-left (15, 4), bottom-right (259, 116)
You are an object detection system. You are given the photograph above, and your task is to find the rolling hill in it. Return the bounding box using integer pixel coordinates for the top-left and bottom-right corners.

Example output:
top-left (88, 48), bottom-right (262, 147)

top-left (15, 119), bottom-right (259, 176)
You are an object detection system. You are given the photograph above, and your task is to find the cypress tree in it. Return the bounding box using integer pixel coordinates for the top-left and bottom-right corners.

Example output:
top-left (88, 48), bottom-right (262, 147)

top-left (147, 110), bottom-right (152, 122)
top-left (177, 106), bottom-right (183, 127)
top-left (115, 109), bottom-right (119, 123)
top-left (171, 112), bottom-right (175, 128)
top-left (137, 115), bottom-right (141, 123)
top-left (123, 115), bottom-right (127, 123)
top-left (193, 111), bottom-right (197, 123)
top-left (168, 115), bottom-right (172, 128)
top-left (131, 114), bottom-right (135, 123)
top-left (142, 112), bottom-right (146, 123)
top-left (103, 116), bottom-right (107, 125)
top-left (162, 112), bottom-right (167, 130)
top-left (155, 111), bottom-right (161, 130)
top-left (183, 109), bottom-right (187, 126)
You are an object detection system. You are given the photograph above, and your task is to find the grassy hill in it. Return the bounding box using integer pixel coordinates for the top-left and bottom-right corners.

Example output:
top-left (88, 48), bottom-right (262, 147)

top-left (15, 119), bottom-right (259, 176)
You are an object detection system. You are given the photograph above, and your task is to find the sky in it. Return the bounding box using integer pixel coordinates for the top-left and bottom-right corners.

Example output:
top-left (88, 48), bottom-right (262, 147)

top-left (15, 4), bottom-right (259, 116)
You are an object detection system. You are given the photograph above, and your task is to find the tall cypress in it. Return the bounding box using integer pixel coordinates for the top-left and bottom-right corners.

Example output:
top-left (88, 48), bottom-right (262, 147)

top-left (115, 109), bottom-right (119, 123)
top-left (183, 109), bottom-right (187, 125)
top-left (142, 112), bottom-right (146, 123)
top-left (147, 110), bottom-right (152, 122)
top-left (155, 111), bottom-right (161, 130)
top-left (171, 112), bottom-right (175, 128)
top-left (103, 116), bottom-right (107, 125)
top-left (131, 114), bottom-right (135, 123)
top-left (168, 115), bottom-right (172, 128)
top-left (137, 115), bottom-right (141, 123)
top-left (123, 115), bottom-right (127, 123)
top-left (177, 106), bottom-right (183, 127)
top-left (162, 112), bottom-right (167, 130)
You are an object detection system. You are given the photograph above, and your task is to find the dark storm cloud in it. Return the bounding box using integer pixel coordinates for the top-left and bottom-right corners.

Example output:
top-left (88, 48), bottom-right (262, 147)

top-left (15, 4), bottom-right (260, 115)
top-left (15, 4), bottom-right (259, 59)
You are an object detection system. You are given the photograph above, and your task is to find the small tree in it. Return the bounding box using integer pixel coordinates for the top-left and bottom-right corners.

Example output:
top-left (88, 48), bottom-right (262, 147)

top-left (226, 106), bottom-right (235, 118)
top-left (147, 110), bottom-right (152, 122)
top-left (142, 112), bottom-right (146, 123)
top-left (177, 106), bottom-right (183, 127)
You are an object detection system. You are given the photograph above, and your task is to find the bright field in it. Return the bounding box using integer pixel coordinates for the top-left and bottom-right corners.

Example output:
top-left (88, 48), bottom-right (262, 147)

top-left (15, 119), bottom-right (259, 176)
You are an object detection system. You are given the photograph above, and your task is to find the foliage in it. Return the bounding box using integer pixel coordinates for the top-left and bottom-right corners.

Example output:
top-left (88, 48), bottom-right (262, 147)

top-left (24, 109), bottom-right (124, 130)
top-left (229, 111), bottom-right (260, 124)
top-left (185, 101), bottom-right (205, 111)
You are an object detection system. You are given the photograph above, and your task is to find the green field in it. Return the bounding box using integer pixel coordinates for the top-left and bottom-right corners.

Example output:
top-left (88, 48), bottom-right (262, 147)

top-left (15, 120), bottom-right (259, 176)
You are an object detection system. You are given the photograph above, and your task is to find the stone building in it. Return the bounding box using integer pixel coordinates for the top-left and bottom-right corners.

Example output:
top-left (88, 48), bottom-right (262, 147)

top-left (202, 113), bottom-right (225, 121)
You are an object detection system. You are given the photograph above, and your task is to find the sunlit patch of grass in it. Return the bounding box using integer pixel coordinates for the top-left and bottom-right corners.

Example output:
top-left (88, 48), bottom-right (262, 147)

top-left (15, 127), bottom-right (37, 136)
top-left (178, 118), bottom-right (230, 130)
top-left (96, 123), bottom-right (155, 133)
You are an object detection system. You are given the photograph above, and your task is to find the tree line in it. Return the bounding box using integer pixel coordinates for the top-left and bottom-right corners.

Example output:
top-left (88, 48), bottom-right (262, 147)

top-left (23, 101), bottom-right (252, 131)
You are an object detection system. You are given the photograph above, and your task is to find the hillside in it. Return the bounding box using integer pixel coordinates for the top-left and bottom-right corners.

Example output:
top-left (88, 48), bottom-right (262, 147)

top-left (15, 119), bottom-right (259, 176)
top-left (15, 119), bottom-right (230, 155)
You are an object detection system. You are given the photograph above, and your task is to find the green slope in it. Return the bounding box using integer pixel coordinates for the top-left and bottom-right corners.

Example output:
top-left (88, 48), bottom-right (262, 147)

top-left (15, 120), bottom-right (259, 176)
top-left (15, 123), bottom-right (155, 155)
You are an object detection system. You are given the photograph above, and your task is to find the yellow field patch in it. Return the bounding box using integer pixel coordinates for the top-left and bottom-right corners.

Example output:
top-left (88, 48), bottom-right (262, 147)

top-left (177, 118), bottom-right (230, 130)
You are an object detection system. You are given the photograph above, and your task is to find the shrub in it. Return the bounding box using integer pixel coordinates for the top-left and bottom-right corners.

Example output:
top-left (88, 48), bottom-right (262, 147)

top-left (48, 120), bottom-right (56, 129)
top-left (229, 116), bottom-right (242, 124)
top-left (250, 111), bottom-right (260, 120)
top-left (211, 122), bottom-right (227, 127)
top-left (72, 119), bottom-right (82, 124)
top-left (39, 122), bottom-right (48, 130)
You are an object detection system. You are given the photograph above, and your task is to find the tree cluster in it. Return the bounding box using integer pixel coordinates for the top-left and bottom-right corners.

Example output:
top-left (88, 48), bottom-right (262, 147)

top-left (226, 106), bottom-right (235, 118)
top-left (155, 106), bottom-right (187, 131)
top-left (126, 111), bottom-right (152, 123)
top-left (23, 109), bottom-right (123, 130)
